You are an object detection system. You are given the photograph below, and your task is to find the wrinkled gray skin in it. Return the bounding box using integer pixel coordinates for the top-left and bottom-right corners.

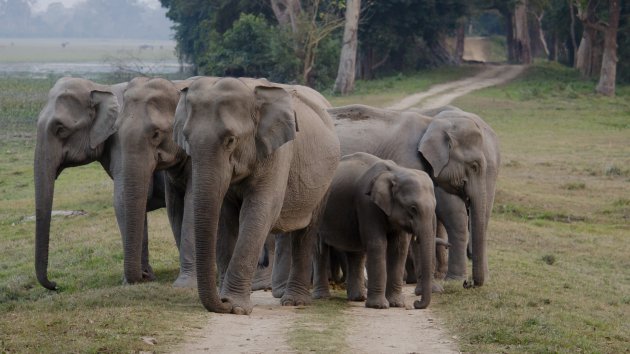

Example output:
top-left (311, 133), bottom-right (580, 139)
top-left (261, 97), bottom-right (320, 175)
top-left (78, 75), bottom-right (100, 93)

top-left (114, 77), bottom-right (197, 287)
top-left (173, 77), bottom-right (339, 314)
top-left (115, 77), bottom-right (274, 289)
top-left (327, 104), bottom-right (500, 288)
top-left (34, 77), bottom-right (164, 289)
top-left (312, 153), bottom-right (436, 309)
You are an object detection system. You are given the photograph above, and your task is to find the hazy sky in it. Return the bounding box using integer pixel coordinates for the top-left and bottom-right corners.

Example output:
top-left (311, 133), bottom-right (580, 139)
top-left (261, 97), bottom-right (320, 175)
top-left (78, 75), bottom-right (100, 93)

top-left (32, 0), bottom-right (162, 12)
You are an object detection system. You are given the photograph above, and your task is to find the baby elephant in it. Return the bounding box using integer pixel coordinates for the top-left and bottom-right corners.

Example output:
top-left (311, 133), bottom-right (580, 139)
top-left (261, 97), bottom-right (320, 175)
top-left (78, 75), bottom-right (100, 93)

top-left (313, 152), bottom-right (437, 309)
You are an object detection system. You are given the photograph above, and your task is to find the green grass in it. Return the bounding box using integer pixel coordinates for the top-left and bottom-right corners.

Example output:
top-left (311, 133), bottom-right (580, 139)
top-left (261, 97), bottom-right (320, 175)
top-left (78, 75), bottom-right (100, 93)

top-left (289, 294), bottom-right (350, 353)
top-left (326, 65), bottom-right (483, 107)
top-left (432, 62), bottom-right (630, 353)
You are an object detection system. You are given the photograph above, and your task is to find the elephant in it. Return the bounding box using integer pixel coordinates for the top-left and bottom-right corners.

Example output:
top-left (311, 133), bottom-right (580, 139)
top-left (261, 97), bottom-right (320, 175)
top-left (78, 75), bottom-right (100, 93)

top-left (312, 152), bottom-right (437, 309)
top-left (34, 77), bottom-right (164, 290)
top-left (173, 77), bottom-right (340, 314)
top-left (113, 77), bottom-right (197, 287)
top-left (328, 104), bottom-right (500, 288)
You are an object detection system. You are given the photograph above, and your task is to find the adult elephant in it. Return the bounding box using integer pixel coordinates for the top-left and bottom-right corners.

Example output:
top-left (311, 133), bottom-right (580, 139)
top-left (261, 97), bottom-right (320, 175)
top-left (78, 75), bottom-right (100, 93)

top-left (329, 104), bottom-right (500, 288)
top-left (113, 77), bottom-right (197, 286)
top-left (173, 77), bottom-right (340, 314)
top-left (113, 76), bottom-right (277, 288)
top-left (34, 77), bottom-right (164, 290)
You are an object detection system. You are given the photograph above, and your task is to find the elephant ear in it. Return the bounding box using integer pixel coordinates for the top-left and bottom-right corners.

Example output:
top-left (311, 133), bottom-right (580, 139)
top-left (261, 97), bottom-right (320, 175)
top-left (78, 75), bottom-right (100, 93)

top-left (366, 168), bottom-right (396, 216)
top-left (89, 90), bottom-right (119, 149)
top-left (173, 87), bottom-right (191, 155)
top-left (254, 86), bottom-right (297, 159)
top-left (418, 119), bottom-right (452, 178)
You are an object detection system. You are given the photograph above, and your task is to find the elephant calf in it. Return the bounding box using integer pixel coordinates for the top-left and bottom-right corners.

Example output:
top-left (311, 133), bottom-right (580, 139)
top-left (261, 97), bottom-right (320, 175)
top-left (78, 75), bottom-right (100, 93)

top-left (313, 152), bottom-right (437, 309)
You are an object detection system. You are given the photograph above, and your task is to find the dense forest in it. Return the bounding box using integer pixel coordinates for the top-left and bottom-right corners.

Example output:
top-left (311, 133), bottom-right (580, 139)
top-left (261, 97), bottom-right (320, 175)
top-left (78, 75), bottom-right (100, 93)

top-left (159, 0), bottom-right (629, 95)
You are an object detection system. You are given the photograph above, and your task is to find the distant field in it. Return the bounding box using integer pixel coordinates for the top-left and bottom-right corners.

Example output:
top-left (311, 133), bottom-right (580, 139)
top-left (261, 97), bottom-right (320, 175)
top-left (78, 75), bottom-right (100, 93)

top-left (0, 38), bottom-right (178, 63)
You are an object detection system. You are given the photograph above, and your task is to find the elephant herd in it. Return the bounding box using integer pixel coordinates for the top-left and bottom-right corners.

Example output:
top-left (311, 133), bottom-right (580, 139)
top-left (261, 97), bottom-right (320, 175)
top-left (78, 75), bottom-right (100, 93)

top-left (34, 76), bottom-right (499, 315)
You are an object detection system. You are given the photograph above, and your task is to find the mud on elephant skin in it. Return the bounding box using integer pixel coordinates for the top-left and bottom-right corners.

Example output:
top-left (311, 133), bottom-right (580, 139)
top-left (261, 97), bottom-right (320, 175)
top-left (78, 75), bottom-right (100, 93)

top-left (329, 104), bottom-right (500, 288)
top-left (173, 77), bottom-right (340, 314)
top-left (34, 77), bottom-right (168, 290)
top-left (313, 153), bottom-right (437, 309)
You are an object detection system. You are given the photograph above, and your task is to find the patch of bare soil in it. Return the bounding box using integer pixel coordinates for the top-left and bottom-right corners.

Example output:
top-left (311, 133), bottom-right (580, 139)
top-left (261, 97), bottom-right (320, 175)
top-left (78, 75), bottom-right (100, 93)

top-left (172, 285), bottom-right (458, 354)
top-left (387, 65), bottom-right (525, 111)
top-left (172, 291), bottom-right (297, 353)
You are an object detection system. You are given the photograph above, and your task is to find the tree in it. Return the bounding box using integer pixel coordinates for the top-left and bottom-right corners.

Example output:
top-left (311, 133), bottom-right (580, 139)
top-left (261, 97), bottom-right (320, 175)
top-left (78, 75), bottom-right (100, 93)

top-left (595, 0), bottom-right (620, 96)
top-left (513, 0), bottom-right (532, 63)
top-left (333, 0), bottom-right (361, 94)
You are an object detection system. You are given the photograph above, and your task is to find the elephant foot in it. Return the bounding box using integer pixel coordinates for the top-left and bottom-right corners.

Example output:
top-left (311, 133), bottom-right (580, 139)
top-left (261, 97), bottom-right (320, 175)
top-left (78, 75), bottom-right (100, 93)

top-left (172, 273), bottom-right (197, 288)
top-left (386, 293), bottom-right (405, 308)
top-left (366, 296), bottom-right (389, 309)
top-left (142, 265), bottom-right (157, 282)
top-left (220, 293), bottom-right (254, 315)
top-left (312, 288), bottom-right (331, 300)
top-left (414, 282), bottom-right (444, 295)
top-left (272, 286), bottom-right (286, 299)
top-left (346, 289), bottom-right (367, 302)
top-left (281, 292), bottom-right (312, 307)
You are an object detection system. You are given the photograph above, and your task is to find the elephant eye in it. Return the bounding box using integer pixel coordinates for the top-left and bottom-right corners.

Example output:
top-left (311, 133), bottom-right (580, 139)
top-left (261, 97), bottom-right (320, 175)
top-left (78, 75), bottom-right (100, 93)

top-left (53, 122), bottom-right (70, 139)
top-left (224, 135), bottom-right (238, 150)
top-left (470, 161), bottom-right (480, 174)
top-left (151, 130), bottom-right (161, 144)
top-left (408, 205), bottom-right (418, 215)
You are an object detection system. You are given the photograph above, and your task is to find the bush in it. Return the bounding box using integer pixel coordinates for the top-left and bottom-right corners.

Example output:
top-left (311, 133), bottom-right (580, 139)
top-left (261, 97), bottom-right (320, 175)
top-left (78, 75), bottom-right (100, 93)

top-left (200, 14), bottom-right (300, 83)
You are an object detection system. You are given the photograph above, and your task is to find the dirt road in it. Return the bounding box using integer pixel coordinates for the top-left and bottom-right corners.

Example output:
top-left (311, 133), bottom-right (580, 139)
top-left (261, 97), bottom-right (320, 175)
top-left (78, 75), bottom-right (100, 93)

top-left (171, 65), bottom-right (525, 354)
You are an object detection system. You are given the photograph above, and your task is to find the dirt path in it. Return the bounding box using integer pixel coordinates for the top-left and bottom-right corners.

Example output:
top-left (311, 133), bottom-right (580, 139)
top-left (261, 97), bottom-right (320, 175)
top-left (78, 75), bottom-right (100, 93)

top-left (387, 64), bottom-right (525, 111)
top-left (173, 286), bottom-right (458, 354)
top-left (172, 65), bottom-right (525, 354)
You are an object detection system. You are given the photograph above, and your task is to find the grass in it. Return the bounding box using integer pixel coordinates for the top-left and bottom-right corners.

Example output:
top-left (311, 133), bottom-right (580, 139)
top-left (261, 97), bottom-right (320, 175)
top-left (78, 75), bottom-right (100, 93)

top-left (430, 61), bottom-right (630, 353)
top-left (325, 64), bottom-right (483, 107)
top-left (0, 38), bottom-right (177, 63)
top-left (1, 61), bottom-right (629, 352)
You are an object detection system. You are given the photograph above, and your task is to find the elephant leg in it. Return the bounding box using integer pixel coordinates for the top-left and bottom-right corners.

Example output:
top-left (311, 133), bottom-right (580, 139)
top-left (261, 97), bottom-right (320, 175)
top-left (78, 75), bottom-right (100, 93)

top-left (386, 233), bottom-right (410, 308)
top-left (435, 221), bottom-right (448, 280)
top-left (365, 238), bottom-right (389, 309)
top-left (141, 215), bottom-right (156, 281)
top-left (312, 240), bottom-right (331, 299)
top-left (221, 195), bottom-right (281, 315)
top-left (280, 226), bottom-right (317, 307)
top-left (435, 188), bottom-right (469, 281)
top-left (330, 248), bottom-right (347, 284)
top-left (173, 184), bottom-right (197, 288)
top-left (405, 247), bottom-right (416, 284)
top-left (217, 198), bottom-right (240, 290)
top-left (345, 251), bottom-right (366, 302)
top-left (251, 234), bottom-right (274, 291)
top-left (272, 233), bottom-right (291, 298)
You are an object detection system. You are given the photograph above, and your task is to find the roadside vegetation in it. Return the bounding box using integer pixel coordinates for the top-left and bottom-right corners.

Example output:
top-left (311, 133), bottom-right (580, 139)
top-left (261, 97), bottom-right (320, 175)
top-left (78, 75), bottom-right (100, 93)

top-left (1, 62), bottom-right (628, 352)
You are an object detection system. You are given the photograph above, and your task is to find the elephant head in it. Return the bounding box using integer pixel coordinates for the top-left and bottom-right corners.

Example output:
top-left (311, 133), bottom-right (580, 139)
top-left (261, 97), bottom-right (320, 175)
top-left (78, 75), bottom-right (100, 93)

top-left (114, 77), bottom-right (186, 283)
top-left (173, 77), bottom-right (297, 313)
top-left (417, 111), bottom-right (499, 287)
top-left (365, 158), bottom-right (437, 308)
top-left (34, 77), bottom-right (124, 290)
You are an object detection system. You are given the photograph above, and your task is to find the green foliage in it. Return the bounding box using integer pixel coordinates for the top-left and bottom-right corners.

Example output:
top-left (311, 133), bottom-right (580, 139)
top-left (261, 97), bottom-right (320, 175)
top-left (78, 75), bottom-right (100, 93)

top-left (201, 14), bottom-right (301, 83)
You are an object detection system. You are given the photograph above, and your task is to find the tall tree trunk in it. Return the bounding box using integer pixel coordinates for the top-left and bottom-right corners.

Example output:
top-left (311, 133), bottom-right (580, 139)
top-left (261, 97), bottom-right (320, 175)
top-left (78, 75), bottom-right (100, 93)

top-left (575, 0), bottom-right (604, 78)
top-left (271, 0), bottom-right (302, 34)
top-left (503, 9), bottom-right (516, 63)
top-left (596, 0), bottom-right (620, 96)
top-left (513, 0), bottom-right (532, 64)
top-left (570, 1), bottom-right (578, 66)
top-left (533, 12), bottom-right (550, 59)
top-left (454, 18), bottom-right (466, 64)
top-left (333, 0), bottom-right (361, 95)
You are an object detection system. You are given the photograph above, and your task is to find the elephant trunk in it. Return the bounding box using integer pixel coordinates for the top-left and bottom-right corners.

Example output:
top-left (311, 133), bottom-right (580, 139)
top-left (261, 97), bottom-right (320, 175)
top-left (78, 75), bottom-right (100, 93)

top-left (118, 155), bottom-right (153, 284)
top-left (34, 140), bottom-right (60, 290)
top-left (413, 216), bottom-right (436, 309)
top-left (193, 156), bottom-right (232, 313)
top-left (468, 179), bottom-right (488, 287)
